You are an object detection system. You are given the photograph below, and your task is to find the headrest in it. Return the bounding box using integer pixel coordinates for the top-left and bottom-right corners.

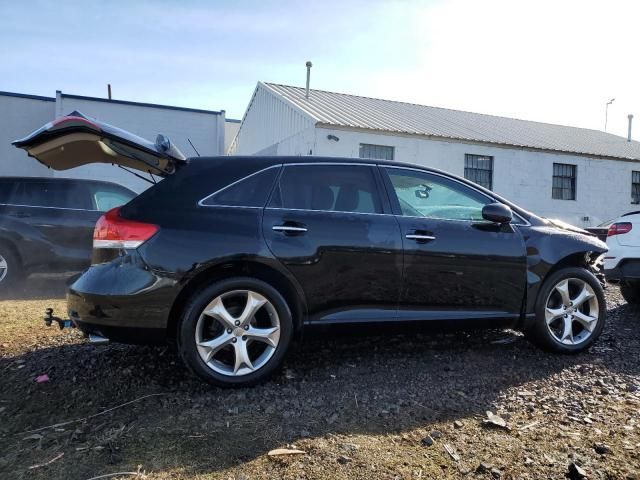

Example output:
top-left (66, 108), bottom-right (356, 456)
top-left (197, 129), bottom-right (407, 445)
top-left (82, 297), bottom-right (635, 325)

top-left (311, 185), bottom-right (335, 210)
top-left (335, 184), bottom-right (359, 212)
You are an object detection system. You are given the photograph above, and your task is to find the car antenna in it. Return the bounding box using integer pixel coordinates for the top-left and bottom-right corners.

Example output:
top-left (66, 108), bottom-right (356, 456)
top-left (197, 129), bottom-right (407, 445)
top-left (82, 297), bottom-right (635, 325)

top-left (187, 138), bottom-right (201, 157)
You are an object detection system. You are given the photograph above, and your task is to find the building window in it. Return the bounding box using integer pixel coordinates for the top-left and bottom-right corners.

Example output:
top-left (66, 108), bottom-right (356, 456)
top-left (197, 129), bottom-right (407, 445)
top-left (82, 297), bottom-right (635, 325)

top-left (359, 143), bottom-right (394, 160)
top-left (633, 171), bottom-right (640, 204)
top-left (464, 154), bottom-right (493, 190)
top-left (552, 163), bottom-right (577, 200)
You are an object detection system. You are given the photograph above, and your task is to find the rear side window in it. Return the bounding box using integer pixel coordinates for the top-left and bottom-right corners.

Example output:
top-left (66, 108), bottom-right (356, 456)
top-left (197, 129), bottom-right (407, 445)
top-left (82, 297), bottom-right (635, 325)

top-left (201, 166), bottom-right (279, 207)
top-left (0, 180), bottom-right (20, 204)
top-left (86, 184), bottom-right (136, 211)
top-left (93, 190), bottom-right (135, 211)
top-left (269, 164), bottom-right (382, 214)
top-left (14, 182), bottom-right (93, 210)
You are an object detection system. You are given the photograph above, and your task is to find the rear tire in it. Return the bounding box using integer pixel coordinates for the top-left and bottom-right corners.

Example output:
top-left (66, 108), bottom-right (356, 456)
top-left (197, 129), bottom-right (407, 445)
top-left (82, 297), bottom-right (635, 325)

top-left (178, 277), bottom-right (293, 387)
top-left (527, 267), bottom-right (606, 353)
top-left (620, 281), bottom-right (640, 304)
top-left (0, 245), bottom-right (24, 296)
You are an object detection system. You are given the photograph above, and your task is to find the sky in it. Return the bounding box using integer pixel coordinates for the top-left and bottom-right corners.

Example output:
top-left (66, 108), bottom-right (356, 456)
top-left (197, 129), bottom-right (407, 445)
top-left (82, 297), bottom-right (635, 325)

top-left (1, 0), bottom-right (639, 139)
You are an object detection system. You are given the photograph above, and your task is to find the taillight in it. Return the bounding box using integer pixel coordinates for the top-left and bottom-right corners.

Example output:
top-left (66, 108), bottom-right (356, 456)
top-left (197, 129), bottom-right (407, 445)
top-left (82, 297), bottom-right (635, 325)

top-left (93, 207), bottom-right (158, 249)
top-left (51, 115), bottom-right (100, 130)
top-left (607, 222), bottom-right (633, 237)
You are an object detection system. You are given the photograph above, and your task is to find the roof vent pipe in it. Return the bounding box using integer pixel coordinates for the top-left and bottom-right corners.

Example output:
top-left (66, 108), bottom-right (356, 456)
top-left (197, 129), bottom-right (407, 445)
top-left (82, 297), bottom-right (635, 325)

top-left (305, 61), bottom-right (312, 99)
top-left (107, 84), bottom-right (112, 100)
top-left (628, 114), bottom-right (634, 142)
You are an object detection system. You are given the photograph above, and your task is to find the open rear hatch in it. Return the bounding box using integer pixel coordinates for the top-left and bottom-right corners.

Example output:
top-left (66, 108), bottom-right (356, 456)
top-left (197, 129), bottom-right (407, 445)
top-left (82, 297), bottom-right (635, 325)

top-left (13, 111), bottom-right (186, 176)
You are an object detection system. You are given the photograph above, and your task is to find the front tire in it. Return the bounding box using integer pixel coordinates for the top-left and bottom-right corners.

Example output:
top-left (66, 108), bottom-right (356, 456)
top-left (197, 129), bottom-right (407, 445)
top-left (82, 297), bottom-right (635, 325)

top-left (178, 277), bottom-right (293, 387)
top-left (620, 281), bottom-right (640, 304)
top-left (527, 267), bottom-right (606, 353)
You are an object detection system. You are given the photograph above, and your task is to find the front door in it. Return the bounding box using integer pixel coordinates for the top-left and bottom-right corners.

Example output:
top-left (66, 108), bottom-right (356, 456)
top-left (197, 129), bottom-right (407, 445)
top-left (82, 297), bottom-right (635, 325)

top-left (262, 163), bottom-right (403, 323)
top-left (380, 166), bottom-right (527, 320)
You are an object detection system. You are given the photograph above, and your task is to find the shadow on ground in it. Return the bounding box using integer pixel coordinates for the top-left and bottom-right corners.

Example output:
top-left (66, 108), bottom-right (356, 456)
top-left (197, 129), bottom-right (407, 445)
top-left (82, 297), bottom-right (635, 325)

top-left (0, 297), bottom-right (638, 479)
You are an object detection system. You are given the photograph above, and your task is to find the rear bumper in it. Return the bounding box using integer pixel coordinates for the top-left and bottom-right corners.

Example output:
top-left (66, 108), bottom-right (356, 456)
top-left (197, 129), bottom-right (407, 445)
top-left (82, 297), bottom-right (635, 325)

top-left (66, 254), bottom-right (179, 344)
top-left (605, 258), bottom-right (640, 283)
top-left (71, 316), bottom-right (166, 344)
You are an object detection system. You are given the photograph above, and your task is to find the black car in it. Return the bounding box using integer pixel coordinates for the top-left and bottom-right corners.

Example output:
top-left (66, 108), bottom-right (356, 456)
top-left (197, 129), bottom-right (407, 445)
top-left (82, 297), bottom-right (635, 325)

top-left (14, 114), bottom-right (608, 387)
top-left (0, 176), bottom-right (136, 290)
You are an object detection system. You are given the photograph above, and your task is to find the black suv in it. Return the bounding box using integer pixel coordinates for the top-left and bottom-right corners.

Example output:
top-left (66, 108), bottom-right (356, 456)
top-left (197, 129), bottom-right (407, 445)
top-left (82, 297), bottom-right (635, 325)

top-left (14, 114), bottom-right (608, 387)
top-left (0, 176), bottom-right (135, 289)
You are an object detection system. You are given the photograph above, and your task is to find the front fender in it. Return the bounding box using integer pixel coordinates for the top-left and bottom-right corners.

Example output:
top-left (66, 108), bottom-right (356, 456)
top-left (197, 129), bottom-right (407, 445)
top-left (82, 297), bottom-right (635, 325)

top-left (520, 226), bottom-right (607, 314)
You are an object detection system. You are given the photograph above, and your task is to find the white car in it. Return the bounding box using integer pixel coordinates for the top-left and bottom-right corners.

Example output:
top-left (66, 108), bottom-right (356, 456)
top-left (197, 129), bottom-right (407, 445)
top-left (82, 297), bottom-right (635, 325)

top-left (605, 211), bottom-right (640, 303)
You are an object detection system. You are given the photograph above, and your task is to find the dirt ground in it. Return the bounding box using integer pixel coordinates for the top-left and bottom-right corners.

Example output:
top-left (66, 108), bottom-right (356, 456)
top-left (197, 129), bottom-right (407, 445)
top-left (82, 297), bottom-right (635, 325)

top-left (1, 280), bottom-right (639, 480)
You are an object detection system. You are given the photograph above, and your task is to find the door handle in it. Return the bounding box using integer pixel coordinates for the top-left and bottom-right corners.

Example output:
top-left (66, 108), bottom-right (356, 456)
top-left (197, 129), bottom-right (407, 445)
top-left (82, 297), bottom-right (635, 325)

top-left (272, 225), bottom-right (308, 233)
top-left (405, 234), bottom-right (436, 242)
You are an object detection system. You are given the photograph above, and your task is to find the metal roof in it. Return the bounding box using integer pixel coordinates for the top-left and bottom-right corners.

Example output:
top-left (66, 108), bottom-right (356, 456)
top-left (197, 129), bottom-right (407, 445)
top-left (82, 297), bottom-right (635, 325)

top-left (263, 82), bottom-right (640, 161)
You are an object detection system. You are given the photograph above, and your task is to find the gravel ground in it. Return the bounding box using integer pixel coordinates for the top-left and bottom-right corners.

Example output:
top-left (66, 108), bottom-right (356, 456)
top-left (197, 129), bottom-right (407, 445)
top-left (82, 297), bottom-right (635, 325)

top-left (0, 282), bottom-right (639, 480)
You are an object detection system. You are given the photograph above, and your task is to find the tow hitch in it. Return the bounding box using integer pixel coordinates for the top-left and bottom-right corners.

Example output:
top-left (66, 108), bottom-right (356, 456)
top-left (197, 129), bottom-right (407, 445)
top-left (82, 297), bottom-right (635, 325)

top-left (43, 308), bottom-right (110, 345)
top-left (44, 308), bottom-right (75, 330)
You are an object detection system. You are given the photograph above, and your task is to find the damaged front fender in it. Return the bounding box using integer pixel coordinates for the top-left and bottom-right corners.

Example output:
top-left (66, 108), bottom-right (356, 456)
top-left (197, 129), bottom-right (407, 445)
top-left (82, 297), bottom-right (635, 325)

top-left (519, 225), bottom-right (607, 316)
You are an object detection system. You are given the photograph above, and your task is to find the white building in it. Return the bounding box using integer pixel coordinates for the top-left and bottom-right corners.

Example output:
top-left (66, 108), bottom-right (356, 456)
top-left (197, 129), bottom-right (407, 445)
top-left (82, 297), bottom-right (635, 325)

top-left (1, 90), bottom-right (238, 192)
top-left (230, 82), bottom-right (640, 227)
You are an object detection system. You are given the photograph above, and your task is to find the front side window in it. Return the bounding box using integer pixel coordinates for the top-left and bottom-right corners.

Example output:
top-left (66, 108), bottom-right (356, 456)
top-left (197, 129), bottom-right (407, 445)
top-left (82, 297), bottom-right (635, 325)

top-left (552, 163), bottom-right (576, 200)
top-left (269, 164), bottom-right (382, 214)
top-left (359, 143), bottom-right (394, 161)
top-left (202, 167), bottom-right (280, 207)
top-left (386, 168), bottom-right (489, 221)
top-left (464, 154), bottom-right (493, 190)
top-left (632, 171), bottom-right (640, 204)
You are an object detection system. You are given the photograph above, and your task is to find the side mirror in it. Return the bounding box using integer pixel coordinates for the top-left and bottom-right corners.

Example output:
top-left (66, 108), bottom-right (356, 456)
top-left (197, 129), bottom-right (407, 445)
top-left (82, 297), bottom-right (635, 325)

top-left (482, 203), bottom-right (512, 224)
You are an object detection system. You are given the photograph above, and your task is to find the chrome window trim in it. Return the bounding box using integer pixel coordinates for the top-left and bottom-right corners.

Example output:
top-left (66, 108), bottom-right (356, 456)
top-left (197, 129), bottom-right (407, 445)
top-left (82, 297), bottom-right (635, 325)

top-left (0, 202), bottom-right (98, 212)
top-left (196, 161), bottom-right (529, 226)
top-left (264, 206), bottom-right (394, 217)
top-left (198, 165), bottom-right (282, 208)
top-left (382, 165), bottom-right (531, 226)
top-left (284, 162), bottom-right (377, 167)
top-left (197, 162), bottom-right (379, 211)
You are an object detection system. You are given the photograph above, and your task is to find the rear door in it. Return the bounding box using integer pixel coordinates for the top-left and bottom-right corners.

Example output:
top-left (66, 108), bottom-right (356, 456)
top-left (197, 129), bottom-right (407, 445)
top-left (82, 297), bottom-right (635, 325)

top-left (262, 163), bottom-right (403, 323)
top-left (13, 112), bottom-right (185, 176)
top-left (381, 166), bottom-right (527, 320)
top-left (10, 180), bottom-right (100, 271)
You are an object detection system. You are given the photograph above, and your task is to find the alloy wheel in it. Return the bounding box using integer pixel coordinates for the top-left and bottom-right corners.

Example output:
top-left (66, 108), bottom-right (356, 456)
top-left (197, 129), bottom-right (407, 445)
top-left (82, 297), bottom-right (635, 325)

top-left (0, 254), bottom-right (7, 283)
top-left (195, 290), bottom-right (281, 376)
top-left (545, 278), bottom-right (599, 346)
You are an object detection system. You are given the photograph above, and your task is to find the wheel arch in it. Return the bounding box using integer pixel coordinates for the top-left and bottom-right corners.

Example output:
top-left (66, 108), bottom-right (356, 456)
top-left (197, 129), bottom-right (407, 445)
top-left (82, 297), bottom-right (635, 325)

top-left (167, 259), bottom-right (307, 340)
top-left (0, 237), bottom-right (23, 266)
top-left (524, 247), bottom-right (605, 319)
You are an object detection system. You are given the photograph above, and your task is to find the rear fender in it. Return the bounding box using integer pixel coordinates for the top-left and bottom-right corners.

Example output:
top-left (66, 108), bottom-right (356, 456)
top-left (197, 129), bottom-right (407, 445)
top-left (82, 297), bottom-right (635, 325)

top-left (166, 256), bottom-right (308, 339)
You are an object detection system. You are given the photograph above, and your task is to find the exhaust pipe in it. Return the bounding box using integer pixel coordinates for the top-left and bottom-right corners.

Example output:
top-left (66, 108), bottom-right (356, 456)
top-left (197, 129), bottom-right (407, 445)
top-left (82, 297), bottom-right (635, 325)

top-left (88, 333), bottom-right (109, 345)
top-left (628, 114), bottom-right (634, 142)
